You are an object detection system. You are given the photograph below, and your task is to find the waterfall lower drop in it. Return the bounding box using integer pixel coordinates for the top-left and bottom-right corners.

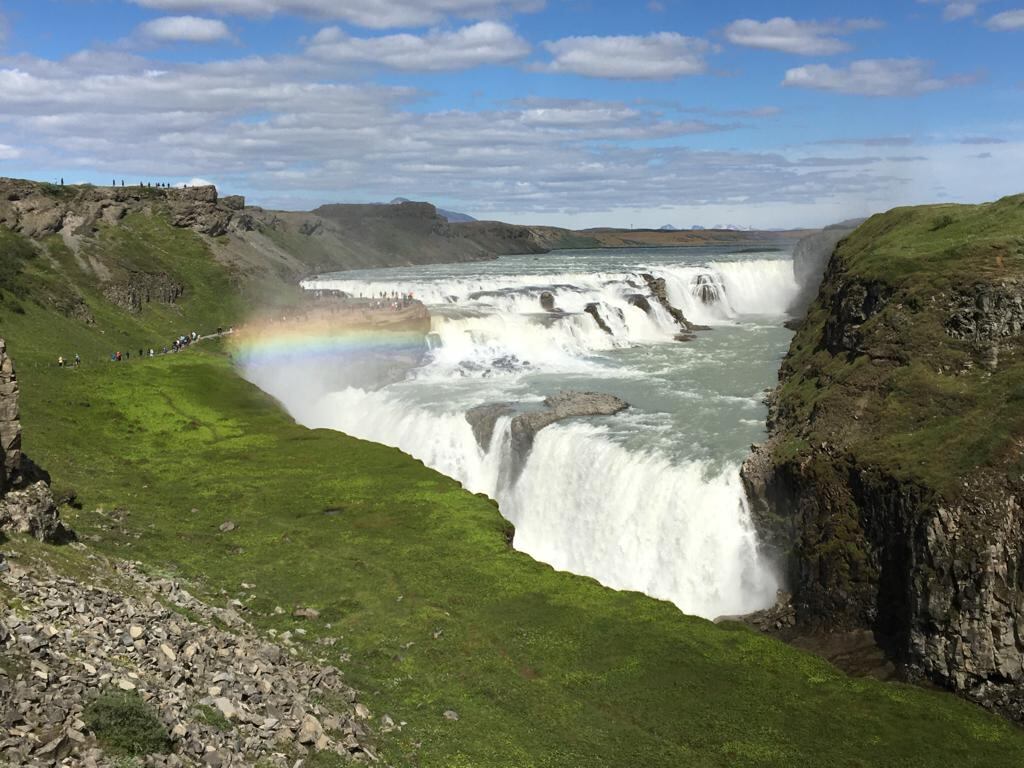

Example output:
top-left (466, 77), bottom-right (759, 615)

top-left (507, 423), bottom-right (776, 618)
top-left (263, 250), bottom-right (800, 620)
top-left (289, 387), bottom-right (777, 619)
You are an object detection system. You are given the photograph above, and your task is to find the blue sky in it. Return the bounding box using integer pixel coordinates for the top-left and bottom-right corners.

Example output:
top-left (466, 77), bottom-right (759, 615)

top-left (0, 0), bottom-right (1021, 227)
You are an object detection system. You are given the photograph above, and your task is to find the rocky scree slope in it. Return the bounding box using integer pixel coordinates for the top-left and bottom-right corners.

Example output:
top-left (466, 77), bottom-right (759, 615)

top-left (742, 194), bottom-right (1024, 720)
top-left (0, 557), bottom-right (376, 767)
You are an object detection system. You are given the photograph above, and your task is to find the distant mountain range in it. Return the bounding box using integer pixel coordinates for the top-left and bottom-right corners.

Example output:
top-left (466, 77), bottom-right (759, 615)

top-left (391, 197), bottom-right (476, 223)
top-left (659, 224), bottom-right (757, 232)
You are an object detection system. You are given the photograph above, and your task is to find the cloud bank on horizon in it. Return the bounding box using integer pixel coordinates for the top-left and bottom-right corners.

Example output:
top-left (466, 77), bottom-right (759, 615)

top-left (0, 0), bottom-right (1020, 228)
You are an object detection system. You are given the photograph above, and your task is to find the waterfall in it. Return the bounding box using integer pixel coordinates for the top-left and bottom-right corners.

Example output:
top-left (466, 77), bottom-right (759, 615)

top-left (243, 252), bottom-right (797, 619)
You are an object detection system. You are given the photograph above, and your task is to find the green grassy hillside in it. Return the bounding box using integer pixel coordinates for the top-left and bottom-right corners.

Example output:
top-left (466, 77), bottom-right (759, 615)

top-left (6, 347), bottom-right (1024, 768)
top-left (5, 205), bottom-right (1024, 766)
top-left (1, 216), bottom-right (243, 368)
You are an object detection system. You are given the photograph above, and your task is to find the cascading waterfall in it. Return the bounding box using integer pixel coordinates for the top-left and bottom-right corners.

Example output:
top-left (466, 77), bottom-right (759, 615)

top-left (249, 249), bottom-right (801, 619)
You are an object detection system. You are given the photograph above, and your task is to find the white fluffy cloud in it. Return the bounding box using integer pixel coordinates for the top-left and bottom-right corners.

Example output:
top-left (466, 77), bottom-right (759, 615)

top-left (918, 1), bottom-right (990, 21)
top-left (986, 10), bottom-right (1024, 30)
top-left (1, 44), bottom-right (1017, 227)
top-left (783, 58), bottom-right (971, 96)
top-left (306, 21), bottom-right (529, 71)
top-left (724, 17), bottom-right (882, 55)
top-left (176, 177), bottom-right (216, 187)
top-left (138, 16), bottom-right (233, 43)
top-left (540, 33), bottom-right (710, 79)
top-left (0, 50), bottom-right (896, 221)
top-left (129, 0), bottom-right (544, 28)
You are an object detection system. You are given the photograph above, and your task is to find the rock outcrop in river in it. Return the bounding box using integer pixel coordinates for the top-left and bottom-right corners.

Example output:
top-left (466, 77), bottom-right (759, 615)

top-left (640, 274), bottom-right (709, 341)
top-left (467, 391), bottom-right (629, 477)
top-left (741, 196), bottom-right (1024, 721)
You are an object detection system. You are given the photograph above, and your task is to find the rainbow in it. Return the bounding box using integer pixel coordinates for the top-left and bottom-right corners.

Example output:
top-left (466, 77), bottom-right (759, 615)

top-left (229, 307), bottom-right (431, 368)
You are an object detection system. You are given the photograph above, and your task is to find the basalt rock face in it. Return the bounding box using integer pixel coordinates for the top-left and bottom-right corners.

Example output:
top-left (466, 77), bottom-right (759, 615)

top-left (741, 197), bottom-right (1024, 721)
top-left (0, 178), bottom-right (245, 240)
top-left (0, 339), bottom-right (71, 545)
top-left (103, 272), bottom-right (186, 314)
top-left (945, 281), bottom-right (1024, 371)
top-left (0, 339), bottom-right (21, 495)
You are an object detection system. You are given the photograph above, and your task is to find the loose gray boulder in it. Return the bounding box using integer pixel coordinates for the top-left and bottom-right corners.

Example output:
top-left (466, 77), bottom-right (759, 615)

top-left (0, 480), bottom-right (71, 543)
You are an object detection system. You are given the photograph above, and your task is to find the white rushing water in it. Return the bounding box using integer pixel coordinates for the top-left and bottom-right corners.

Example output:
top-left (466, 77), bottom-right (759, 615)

top-left (246, 246), bottom-right (802, 619)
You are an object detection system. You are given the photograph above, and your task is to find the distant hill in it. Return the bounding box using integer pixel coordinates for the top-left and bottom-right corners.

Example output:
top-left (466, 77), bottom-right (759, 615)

top-left (0, 176), bottom-right (815, 318)
top-left (579, 226), bottom-right (812, 248)
top-left (659, 224), bottom-right (680, 231)
top-left (391, 197), bottom-right (476, 223)
top-left (0, 178), bottom-right (598, 310)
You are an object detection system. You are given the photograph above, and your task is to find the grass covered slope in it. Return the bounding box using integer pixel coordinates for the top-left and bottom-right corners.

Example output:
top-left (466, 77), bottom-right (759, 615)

top-left (1, 215), bottom-right (244, 368)
top-left (5, 191), bottom-right (1024, 765)
top-left (5, 341), bottom-right (1024, 766)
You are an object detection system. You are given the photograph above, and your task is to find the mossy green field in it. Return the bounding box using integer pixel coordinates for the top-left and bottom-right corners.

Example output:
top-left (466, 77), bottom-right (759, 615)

top-left (4, 211), bottom-right (1024, 766)
top-left (4, 349), bottom-right (1024, 766)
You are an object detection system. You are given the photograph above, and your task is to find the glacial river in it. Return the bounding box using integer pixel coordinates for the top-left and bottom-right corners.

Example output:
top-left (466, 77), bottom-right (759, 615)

top-left (250, 246), bottom-right (800, 619)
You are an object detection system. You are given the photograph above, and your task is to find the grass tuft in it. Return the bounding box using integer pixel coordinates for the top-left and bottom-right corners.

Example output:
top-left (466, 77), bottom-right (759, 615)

top-left (83, 691), bottom-right (170, 757)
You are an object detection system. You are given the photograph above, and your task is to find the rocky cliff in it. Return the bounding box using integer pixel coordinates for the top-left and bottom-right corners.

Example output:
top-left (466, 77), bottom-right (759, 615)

top-left (742, 195), bottom-right (1024, 719)
top-left (0, 178), bottom-right (601, 306)
top-left (0, 338), bottom-right (21, 495)
top-left (0, 338), bottom-right (70, 545)
top-left (0, 178), bottom-right (247, 241)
